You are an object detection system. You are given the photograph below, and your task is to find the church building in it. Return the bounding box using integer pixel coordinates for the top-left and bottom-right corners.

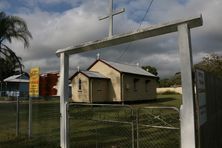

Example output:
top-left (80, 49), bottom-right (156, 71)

top-left (70, 59), bottom-right (158, 103)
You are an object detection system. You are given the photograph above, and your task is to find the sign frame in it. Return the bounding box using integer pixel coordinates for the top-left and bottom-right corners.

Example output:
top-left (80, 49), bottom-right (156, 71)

top-left (29, 67), bottom-right (40, 97)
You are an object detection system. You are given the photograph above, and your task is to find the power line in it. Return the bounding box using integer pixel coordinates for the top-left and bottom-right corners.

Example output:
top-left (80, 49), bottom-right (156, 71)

top-left (115, 0), bottom-right (155, 61)
top-left (138, 0), bottom-right (154, 29)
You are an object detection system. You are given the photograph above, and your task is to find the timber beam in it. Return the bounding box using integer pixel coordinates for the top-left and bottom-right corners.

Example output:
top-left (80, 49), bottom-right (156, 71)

top-left (56, 15), bottom-right (202, 56)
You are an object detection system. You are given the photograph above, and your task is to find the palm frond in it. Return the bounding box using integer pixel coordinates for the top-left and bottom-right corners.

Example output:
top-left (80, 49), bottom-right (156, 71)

top-left (0, 11), bottom-right (32, 47)
top-left (0, 11), bottom-right (31, 80)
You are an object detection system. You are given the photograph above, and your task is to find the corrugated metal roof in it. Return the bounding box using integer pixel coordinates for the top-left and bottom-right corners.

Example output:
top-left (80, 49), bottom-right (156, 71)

top-left (101, 59), bottom-right (157, 77)
top-left (4, 74), bottom-right (29, 83)
top-left (81, 71), bottom-right (108, 79)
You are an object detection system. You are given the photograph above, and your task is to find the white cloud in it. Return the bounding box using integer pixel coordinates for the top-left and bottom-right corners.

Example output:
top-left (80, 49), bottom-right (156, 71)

top-left (139, 53), bottom-right (181, 78)
top-left (6, 2), bottom-right (108, 73)
top-left (5, 0), bottom-right (222, 78)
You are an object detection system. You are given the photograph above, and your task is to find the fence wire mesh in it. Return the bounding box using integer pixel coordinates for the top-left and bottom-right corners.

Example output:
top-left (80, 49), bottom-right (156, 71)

top-left (0, 102), bottom-right (16, 142)
top-left (31, 102), bottom-right (60, 146)
top-left (0, 97), bottom-right (60, 148)
top-left (69, 104), bottom-right (180, 148)
top-left (136, 107), bottom-right (180, 148)
top-left (0, 99), bottom-right (180, 148)
top-left (69, 104), bottom-right (134, 148)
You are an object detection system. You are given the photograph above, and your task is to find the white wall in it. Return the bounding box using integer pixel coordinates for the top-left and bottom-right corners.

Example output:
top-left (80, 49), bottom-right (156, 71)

top-left (157, 87), bottom-right (182, 94)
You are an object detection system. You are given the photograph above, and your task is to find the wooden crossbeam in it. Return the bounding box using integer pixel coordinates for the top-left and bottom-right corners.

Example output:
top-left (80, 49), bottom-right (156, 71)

top-left (56, 15), bottom-right (202, 56)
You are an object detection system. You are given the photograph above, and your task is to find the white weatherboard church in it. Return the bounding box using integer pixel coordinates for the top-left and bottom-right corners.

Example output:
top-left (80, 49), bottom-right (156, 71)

top-left (70, 58), bottom-right (158, 103)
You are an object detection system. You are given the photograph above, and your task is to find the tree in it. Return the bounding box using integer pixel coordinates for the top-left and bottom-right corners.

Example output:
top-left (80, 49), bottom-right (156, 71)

top-left (159, 72), bottom-right (181, 87)
top-left (0, 52), bottom-right (24, 81)
top-left (159, 78), bottom-right (171, 87)
top-left (195, 54), bottom-right (222, 78)
top-left (171, 72), bottom-right (181, 86)
top-left (142, 65), bottom-right (158, 76)
top-left (0, 11), bottom-right (32, 81)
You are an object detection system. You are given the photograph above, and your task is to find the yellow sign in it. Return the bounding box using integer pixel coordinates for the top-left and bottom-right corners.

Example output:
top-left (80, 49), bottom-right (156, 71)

top-left (29, 67), bottom-right (40, 97)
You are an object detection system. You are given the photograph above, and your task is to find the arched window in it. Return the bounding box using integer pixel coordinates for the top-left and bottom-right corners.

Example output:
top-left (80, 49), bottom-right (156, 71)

top-left (78, 79), bottom-right (82, 91)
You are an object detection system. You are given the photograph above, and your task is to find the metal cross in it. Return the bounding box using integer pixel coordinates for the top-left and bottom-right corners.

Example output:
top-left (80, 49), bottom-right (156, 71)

top-left (99, 0), bottom-right (125, 38)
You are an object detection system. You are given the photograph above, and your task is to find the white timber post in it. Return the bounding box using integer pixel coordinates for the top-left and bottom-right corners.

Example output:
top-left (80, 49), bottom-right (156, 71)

top-left (60, 52), bottom-right (69, 148)
top-left (178, 23), bottom-right (196, 148)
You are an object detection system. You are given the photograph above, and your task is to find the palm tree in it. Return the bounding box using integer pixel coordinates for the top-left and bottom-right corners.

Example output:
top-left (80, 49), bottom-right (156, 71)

top-left (0, 11), bottom-right (32, 81)
top-left (0, 51), bottom-right (23, 79)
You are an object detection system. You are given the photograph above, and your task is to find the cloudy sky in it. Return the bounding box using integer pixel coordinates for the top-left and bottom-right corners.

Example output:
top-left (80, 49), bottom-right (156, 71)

top-left (1, 0), bottom-right (222, 78)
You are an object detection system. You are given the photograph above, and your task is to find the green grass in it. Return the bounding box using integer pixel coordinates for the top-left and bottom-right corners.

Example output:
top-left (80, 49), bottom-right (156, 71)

top-left (0, 102), bottom-right (60, 148)
top-left (156, 94), bottom-right (182, 107)
top-left (0, 94), bottom-right (181, 148)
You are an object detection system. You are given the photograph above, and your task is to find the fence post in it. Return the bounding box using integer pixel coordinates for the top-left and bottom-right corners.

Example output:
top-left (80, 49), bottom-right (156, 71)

top-left (178, 23), bottom-right (196, 148)
top-left (60, 52), bottom-right (69, 148)
top-left (96, 122), bottom-right (98, 148)
top-left (16, 95), bottom-right (19, 136)
top-left (66, 102), bottom-right (70, 148)
top-left (131, 109), bottom-right (135, 148)
top-left (28, 96), bottom-right (32, 138)
top-left (136, 109), bottom-right (139, 148)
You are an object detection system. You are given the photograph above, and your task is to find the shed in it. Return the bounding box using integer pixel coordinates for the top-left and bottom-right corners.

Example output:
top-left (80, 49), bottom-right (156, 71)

top-left (39, 72), bottom-right (60, 96)
top-left (70, 71), bottom-right (110, 103)
top-left (70, 59), bottom-right (158, 103)
top-left (3, 73), bottom-right (29, 97)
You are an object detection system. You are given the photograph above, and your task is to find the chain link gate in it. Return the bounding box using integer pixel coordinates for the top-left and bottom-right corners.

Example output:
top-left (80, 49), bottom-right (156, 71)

top-left (136, 107), bottom-right (180, 148)
top-left (69, 104), bottom-right (180, 148)
top-left (69, 103), bottom-right (135, 148)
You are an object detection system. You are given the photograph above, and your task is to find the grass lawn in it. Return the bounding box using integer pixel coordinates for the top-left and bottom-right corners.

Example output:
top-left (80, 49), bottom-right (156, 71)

top-left (156, 94), bottom-right (182, 107)
top-left (0, 94), bottom-right (181, 148)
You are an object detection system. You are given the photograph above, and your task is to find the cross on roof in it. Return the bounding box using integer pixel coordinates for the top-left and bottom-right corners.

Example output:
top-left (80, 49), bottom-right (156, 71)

top-left (99, 0), bottom-right (125, 38)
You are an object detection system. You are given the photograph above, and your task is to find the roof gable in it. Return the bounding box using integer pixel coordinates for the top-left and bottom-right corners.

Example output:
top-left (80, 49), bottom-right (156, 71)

top-left (4, 74), bottom-right (29, 83)
top-left (70, 71), bottom-right (109, 80)
top-left (88, 59), bottom-right (157, 77)
top-left (81, 71), bottom-right (109, 79)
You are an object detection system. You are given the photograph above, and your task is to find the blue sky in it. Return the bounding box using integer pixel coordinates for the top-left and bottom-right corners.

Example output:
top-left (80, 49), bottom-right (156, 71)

top-left (2, 0), bottom-right (189, 21)
top-left (1, 0), bottom-right (222, 77)
top-left (2, 0), bottom-right (73, 13)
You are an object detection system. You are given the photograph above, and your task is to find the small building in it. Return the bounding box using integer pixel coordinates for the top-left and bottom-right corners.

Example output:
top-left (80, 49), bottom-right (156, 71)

top-left (70, 71), bottom-right (109, 102)
top-left (70, 59), bottom-right (158, 103)
top-left (2, 73), bottom-right (29, 97)
top-left (39, 72), bottom-right (71, 97)
top-left (39, 72), bottom-right (60, 96)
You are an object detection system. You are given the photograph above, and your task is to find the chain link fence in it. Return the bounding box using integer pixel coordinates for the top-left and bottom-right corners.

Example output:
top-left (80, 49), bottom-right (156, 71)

top-left (69, 103), bottom-right (180, 148)
top-left (0, 99), bottom-right (180, 148)
top-left (69, 103), bottom-right (134, 148)
top-left (136, 107), bottom-right (180, 148)
top-left (0, 102), bottom-right (16, 142)
top-left (0, 97), bottom-right (60, 148)
top-left (31, 102), bottom-right (60, 147)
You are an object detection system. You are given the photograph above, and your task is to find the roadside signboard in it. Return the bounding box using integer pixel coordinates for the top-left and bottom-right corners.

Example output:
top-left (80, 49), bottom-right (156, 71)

top-left (196, 69), bottom-right (207, 126)
top-left (29, 67), bottom-right (40, 97)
